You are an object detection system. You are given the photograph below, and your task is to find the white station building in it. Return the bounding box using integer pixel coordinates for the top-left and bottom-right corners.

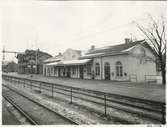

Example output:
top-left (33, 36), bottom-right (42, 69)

top-left (43, 39), bottom-right (157, 82)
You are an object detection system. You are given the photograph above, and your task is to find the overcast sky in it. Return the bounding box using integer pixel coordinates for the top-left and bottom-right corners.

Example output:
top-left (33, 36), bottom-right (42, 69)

top-left (1, 0), bottom-right (167, 62)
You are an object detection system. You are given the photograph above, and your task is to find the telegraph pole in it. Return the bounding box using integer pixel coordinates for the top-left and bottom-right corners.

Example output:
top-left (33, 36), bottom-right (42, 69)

top-left (35, 31), bottom-right (38, 74)
top-left (2, 46), bottom-right (23, 61)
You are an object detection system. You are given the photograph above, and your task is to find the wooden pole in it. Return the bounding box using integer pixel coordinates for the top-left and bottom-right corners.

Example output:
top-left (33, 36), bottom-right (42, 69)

top-left (104, 94), bottom-right (107, 116)
top-left (24, 79), bottom-right (25, 88)
top-left (162, 104), bottom-right (166, 124)
top-left (31, 81), bottom-right (32, 90)
top-left (52, 84), bottom-right (54, 97)
top-left (70, 87), bottom-right (73, 104)
top-left (40, 83), bottom-right (42, 93)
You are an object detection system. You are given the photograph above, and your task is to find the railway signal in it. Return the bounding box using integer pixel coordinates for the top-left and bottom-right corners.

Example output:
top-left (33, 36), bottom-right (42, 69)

top-left (2, 46), bottom-right (23, 61)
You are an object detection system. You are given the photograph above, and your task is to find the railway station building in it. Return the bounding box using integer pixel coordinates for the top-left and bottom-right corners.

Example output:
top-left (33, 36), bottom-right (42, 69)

top-left (43, 39), bottom-right (157, 82)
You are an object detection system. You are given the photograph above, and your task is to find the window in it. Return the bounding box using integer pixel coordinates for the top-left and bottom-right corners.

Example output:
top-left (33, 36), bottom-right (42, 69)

top-left (87, 64), bottom-right (91, 75)
top-left (54, 66), bottom-right (57, 74)
top-left (95, 63), bottom-right (100, 76)
top-left (116, 61), bottom-right (123, 77)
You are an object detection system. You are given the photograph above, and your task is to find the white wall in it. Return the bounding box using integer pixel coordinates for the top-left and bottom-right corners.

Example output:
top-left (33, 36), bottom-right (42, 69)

top-left (89, 53), bottom-right (156, 82)
top-left (43, 44), bottom-right (156, 82)
top-left (128, 44), bottom-right (156, 82)
top-left (131, 45), bottom-right (155, 60)
top-left (62, 48), bottom-right (81, 61)
top-left (127, 56), bottom-right (156, 82)
top-left (101, 55), bottom-right (130, 81)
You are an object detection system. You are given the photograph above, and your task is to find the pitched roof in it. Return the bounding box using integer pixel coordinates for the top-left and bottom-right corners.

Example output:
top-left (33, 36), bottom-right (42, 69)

top-left (80, 40), bottom-right (146, 58)
top-left (43, 54), bottom-right (63, 63)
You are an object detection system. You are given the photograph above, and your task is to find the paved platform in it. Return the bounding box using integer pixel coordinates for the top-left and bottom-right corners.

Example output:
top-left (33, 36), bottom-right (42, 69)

top-left (4, 72), bottom-right (166, 103)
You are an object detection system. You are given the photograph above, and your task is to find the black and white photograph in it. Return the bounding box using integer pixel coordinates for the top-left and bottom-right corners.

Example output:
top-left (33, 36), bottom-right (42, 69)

top-left (1, 0), bottom-right (166, 126)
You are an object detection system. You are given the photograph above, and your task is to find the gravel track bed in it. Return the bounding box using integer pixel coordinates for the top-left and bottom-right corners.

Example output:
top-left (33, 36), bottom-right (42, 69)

top-left (3, 87), bottom-right (76, 125)
top-left (3, 79), bottom-right (162, 124)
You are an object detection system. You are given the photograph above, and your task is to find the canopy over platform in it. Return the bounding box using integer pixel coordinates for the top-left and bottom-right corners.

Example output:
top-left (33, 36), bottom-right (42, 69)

top-left (46, 59), bottom-right (92, 66)
top-left (46, 62), bottom-right (58, 66)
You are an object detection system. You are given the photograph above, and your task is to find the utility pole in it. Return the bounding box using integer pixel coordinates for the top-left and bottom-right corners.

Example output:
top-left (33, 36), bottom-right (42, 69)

top-left (36, 49), bottom-right (38, 74)
top-left (2, 46), bottom-right (5, 61)
top-left (2, 46), bottom-right (23, 62)
top-left (35, 31), bottom-right (38, 74)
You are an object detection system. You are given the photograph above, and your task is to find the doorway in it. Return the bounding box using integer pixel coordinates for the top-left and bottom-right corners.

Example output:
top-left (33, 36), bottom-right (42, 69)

top-left (104, 62), bottom-right (110, 80)
top-left (67, 67), bottom-right (71, 78)
top-left (79, 66), bottom-right (84, 79)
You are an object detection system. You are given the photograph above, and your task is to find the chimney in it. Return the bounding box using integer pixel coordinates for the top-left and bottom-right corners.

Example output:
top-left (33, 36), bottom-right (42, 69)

top-left (90, 45), bottom-right (95, 50)
top-left (58, 52), bottom-right (62, 55)
top-left (125, 38), bottom-right (131, 44)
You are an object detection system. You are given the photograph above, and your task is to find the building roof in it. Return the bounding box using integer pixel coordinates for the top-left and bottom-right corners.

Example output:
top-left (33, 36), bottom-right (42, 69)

top-left (43, 54), bottom-right (63, 63)
top-left (80, 40), bottom-right (146, 58)
top-left (17, 49), bottom-right (52, 58)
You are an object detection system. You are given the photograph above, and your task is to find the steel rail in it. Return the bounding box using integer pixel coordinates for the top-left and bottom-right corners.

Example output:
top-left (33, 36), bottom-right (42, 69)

top-left (3, 84), bottom-right (79, 125)
top-left (3, 74), bottom-right (166, 124)
top-left (3, 94), bottom-right (38, 125)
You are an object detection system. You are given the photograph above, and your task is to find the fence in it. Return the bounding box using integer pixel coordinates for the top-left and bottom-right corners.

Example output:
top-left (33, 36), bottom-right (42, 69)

top-left (145, 75), bottom-right (160, 83)
top-left (2, 74), bottom-right (166, 124)
top-left (129, 74), bottom-right (137, 82)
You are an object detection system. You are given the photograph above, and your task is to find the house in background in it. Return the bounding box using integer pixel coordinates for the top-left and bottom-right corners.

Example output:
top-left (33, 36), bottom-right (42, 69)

top-left (2, 61), bottom-right (18, 73)
top-left (43, 39), bottom-right (157, 82)
top-left (17, 49), bottom-right (52, 74)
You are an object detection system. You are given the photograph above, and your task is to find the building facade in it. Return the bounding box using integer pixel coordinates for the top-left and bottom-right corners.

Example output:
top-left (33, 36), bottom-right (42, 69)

top-left (2, 61), bottom-right (18, 73)
top-left (17, 49), bottom-right (52, 74)
top-left (44, 39), bottom-right (157, 82)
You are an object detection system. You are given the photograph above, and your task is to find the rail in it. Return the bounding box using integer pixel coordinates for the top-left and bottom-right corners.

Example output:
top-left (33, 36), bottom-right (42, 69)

top-left (3, 85), bottom-right (79, 125)
top-left (2, 74), bottom-right (166, 124)
top-left (3, 94), bottom-right (38, 125)
top-left (145, 75), bottom-right (158, 82)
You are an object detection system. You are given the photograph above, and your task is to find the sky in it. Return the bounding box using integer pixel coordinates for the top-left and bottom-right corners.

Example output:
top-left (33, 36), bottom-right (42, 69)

top-left (1, 0), bottom-right (167, 62)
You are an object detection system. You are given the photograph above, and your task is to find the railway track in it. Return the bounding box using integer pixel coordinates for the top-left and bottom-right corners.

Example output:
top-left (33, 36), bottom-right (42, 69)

top-left (3, 95), bottom-right (38, 125)
top-left (3, 85), bottom-right (79, 125)
top-left (2, 75), bottom-right (166, 124)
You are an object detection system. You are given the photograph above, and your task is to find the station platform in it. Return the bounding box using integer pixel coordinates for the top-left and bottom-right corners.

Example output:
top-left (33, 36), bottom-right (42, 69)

top-left (3, 72), bottom-right (165, 103)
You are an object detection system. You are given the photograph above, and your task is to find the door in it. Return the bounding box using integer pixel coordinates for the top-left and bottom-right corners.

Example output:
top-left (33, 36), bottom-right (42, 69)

top-left (79, 66), bottom-right (84, 79)
top-left (67, 67), bottom-right (71, 78)
top-left (104, 62), bottom-right (110, 80)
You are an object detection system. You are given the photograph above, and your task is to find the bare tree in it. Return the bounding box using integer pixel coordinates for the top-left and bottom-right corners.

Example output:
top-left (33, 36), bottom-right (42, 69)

top-left (135, 16), bottom-right (166, 84)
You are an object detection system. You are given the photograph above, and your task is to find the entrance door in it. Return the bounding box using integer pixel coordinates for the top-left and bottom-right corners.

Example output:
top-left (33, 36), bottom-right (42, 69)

top-left (67, 67), bottom-right (71, 78)
top-left (79, 66), bottom-right (84, 79)
top-left (104, 62), bottom-right (110, 80)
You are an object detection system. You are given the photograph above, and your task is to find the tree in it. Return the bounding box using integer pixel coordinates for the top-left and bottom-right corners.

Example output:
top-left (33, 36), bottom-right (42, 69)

top-left (135, 16), bottom-right (166, 84)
